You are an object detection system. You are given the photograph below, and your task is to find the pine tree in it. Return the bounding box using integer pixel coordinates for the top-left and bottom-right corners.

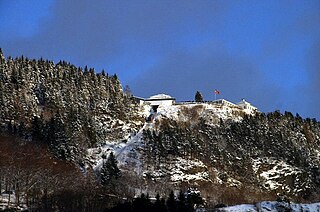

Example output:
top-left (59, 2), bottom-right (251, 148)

top-left (0, 48), bottom-right (5, 64)
top-left (195, 91), bottom-right (203, 102)
top-left (185, 189), bottom-right (203, 210)
top-left (46, 115), bottom-right (70, 159)
top-left (154, 193), bottom-right (167, 212)
top-left (100, 152), bottom-right (121, 187)
top-left (166, 191), bottom-right (176, 212)
top-left (32, 116), bottom-right (44, 141)
top-left (177, 190), bottom-right (186, 211)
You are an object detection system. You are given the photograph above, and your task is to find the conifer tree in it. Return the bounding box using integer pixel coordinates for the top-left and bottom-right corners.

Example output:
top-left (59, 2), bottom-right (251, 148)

top-left (154, 193), bottom-right (167, 212)
top-left (185, 189), bottom-right (203, 210)
top-left (166, 191), bottom-right (176, 212)
top-left (195, 91), bottom-right (203, 102)
top-left (100, 152), bottom-right (121, 187)
top-left (177, 190), bottom-right (186, 211)
top-left (0, 48), bottom-right (5, 64)
top-left (32, 116), bottom-right (45, 141)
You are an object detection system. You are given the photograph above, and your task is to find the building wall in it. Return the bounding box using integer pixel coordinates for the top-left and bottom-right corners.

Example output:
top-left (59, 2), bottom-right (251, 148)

top-left (237, 102), bottom-right (257, 113)
top-left (237, 102), bottom-right (256, 111)
top-left (146, 99), bottom-right (174, 106)
top-left (212, 99), bottom-right (237, 108)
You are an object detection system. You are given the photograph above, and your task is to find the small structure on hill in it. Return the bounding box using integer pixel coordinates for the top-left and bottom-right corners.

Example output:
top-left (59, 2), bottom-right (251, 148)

top-left (146, 94), bottom-right (176, 112)
top-left (134, 93), bottom-right (257, 114)
top-left (236, 99), bottom-right (257, 112)
top-left (211, 98), bottom-right (258, 114)
top-left (134, 94), bottom-right (176, 112)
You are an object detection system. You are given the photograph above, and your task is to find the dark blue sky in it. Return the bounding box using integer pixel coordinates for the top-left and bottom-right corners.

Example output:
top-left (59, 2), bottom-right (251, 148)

top-left (1, 0), bottom-right (319, 119)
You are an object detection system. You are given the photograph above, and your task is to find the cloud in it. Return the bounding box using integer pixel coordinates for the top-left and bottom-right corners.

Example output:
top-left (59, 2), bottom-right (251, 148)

top-left (1, 0), bottom-right (229, 76)
top-left (305, 40), bottom-right (320, 119)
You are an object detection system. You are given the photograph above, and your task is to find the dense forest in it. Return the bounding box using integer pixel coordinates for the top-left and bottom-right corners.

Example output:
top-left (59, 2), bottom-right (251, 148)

top-left (0, 48), bottom-right (143, 161)
top-left (143, 110), bottom-right (320, 201)
top-left (0, 49), bottom-right (145, 210)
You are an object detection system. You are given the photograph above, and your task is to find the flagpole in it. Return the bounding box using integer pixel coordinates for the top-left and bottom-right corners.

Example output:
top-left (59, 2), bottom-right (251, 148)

top-left (215, 93), bottom-right (216, 101)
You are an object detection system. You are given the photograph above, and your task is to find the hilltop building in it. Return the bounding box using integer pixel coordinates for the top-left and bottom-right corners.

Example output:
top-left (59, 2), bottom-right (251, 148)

top-left (134, 94), bottom-right (176, 112)
top-left (135, 93), bottom-right (257, 114)
top-left (236, 99), bottom-right (257, 112)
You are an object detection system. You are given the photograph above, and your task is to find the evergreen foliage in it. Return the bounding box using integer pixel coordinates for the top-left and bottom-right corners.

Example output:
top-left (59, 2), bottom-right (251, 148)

top-left (143, 110), bottom-right (320, 199)
top-left (194, 91), bottom-right (203, 102)
top-left (100, 152), bottom-right (121, 187)
top-left (166, 190), bottom-right (176, 212)
top-left (106, 190), bottom-right (204, 212)
top-left (0, 50), bottom-right (143, 160)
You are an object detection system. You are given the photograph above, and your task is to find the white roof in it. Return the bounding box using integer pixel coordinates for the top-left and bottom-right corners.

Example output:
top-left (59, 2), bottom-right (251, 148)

top-left (149, 94), bottom-right (174, 100)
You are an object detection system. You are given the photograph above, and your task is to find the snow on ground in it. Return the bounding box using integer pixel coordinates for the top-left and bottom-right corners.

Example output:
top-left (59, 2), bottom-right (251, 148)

top-left (0, 191), bottom-right (27, 211)
top-left (88, 122), bottom-right (212, 183)
top-left (88, 102), bottom-right (235, 182)
top-left (142, 157), bottom-right (211, 183)
top-left (155, 104), bottom-right (181, 120)
top-left (87, 122), bottom-right (150, 173)
top-left (217, 204), bottom-right (256, 212)
top-left (155, 102), bottom-right (244, 124)
top-left (252, 158), bottom-right (304, 192)
top-left (217, 201), bottom-right (320, 212)
top-left (87, 102), bottom-right (246, 183)
top-left (290, 202), bottom-right (320, 211)
top-left (140, 104), bottom-right (152, 117)
top-left (115, 124), bottom-right (150, 173)
top-left (170, 157), bottom-right (209, 182)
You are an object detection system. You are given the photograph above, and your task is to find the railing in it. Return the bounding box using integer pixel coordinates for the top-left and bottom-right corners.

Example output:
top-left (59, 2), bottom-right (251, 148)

top-left (174, 100), bottom-right (233, 105)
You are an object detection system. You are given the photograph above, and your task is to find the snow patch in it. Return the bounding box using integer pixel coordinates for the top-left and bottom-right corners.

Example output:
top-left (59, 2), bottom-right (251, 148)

top-left (154, 103), bottom-right (244, 124)
top-left (87, 123), bottom-right (149, 173)
top-left (144, 157), bottom-right (210, 183)
top-left (252, 158), bottom-right (303, 192)
top-left (217, 201), bottom-right (320, 212)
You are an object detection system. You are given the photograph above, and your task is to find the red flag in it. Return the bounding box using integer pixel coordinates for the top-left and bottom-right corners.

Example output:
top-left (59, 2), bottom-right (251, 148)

top-left (214, 89), bottom-right (220, 94)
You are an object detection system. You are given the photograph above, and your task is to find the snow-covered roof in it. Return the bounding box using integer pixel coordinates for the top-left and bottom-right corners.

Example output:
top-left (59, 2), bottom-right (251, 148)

top-left (148, 94), bottom-right (175, 100)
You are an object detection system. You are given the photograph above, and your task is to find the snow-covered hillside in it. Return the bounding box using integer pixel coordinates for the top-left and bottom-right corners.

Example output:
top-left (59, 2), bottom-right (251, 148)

top-left (215, 201), bottom-right (320, 212)
top-left (87, 102), bottom-right (247, 185)
top-left (98, 102), bottom-right (319, 202)
top-left (155, 102), bottom-right (245, 123)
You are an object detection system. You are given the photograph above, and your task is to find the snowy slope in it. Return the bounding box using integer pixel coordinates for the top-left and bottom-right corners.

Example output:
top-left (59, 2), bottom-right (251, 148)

top-left (155, 103), bottom-right (245, 123)
top-left (81, 97), bottom-right (320, 207)
top-left (252, 157), bottom-right (307, 193)
top-left (87, 102), bottom-right (246, 184)
top-left (216, 201), bottom-right (320, 212)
